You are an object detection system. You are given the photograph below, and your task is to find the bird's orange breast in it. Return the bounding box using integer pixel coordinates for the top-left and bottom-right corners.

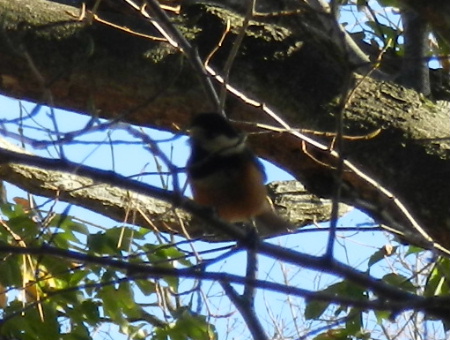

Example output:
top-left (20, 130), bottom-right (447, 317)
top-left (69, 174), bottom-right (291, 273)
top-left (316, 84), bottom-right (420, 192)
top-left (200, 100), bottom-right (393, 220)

top-left (189, 161), bottom-right (270, 223)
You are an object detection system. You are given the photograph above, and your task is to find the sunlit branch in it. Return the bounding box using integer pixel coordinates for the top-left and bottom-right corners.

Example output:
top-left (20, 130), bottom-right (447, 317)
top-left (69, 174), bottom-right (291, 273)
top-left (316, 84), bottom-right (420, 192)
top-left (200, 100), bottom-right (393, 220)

top-left (123, 0), bottom-right (221, 113)
top-left (0, 146), bottom-right (435, 302)
top-left (205, 64), bottom-right (450, 256)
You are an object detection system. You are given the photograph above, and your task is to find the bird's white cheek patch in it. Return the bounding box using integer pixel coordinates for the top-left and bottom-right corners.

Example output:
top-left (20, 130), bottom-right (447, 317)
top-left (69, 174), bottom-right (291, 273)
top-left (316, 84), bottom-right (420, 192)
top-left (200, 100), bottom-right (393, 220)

top-left (205, 136), bottom-right (246, 155)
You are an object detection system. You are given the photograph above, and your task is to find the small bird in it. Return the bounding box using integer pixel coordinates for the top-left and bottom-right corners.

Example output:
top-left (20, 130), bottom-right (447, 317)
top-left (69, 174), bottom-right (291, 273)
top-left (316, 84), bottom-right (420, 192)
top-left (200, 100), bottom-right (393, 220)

top-left (186, 113), bottom-right (290, 234)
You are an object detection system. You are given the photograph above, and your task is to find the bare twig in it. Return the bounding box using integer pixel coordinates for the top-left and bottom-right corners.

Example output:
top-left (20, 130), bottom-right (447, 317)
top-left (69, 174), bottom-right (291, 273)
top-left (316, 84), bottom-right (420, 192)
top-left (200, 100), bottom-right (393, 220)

top-left (243, 227), bottom-right (258, 305)
top-left (122, 0), bottom-right (222, 113)
top-left (221, 281), bottom-right (269, 340)
top-left (2, 243), bottom-right (450, 322)
top-left (204, 64), bottom-right (450, 256)
top-left (218, 0), bottom-right (255, 111)
top-left (306, 0), bottom-right (388, 79)
top-left (0, 147), bottom-right (421, 297)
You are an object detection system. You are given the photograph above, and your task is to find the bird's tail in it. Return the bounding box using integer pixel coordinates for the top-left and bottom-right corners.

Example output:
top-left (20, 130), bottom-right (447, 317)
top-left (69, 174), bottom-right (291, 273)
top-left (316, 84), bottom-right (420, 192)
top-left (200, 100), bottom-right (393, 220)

top-left (254, 211), bottom-right (292, 236)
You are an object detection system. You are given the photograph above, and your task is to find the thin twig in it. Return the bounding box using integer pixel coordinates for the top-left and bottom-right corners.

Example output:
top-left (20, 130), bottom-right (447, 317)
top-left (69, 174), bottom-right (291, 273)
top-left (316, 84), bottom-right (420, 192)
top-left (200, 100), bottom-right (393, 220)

top-left (123, 0), bottom-right (221, 113)
top-left (1, 140), bottom-right (449, 301)
top-left (221, 281), bottom-right (269, 340)
top-left (218, 0), bottom-right (255, 111)
top-left (243, 229), bottom-right (258, 305)
top-left (325, 7), bottom-right (356, 259)
top-left (2, 243), bottom-right (450, 321)
top-left (204, 63), bottom-right (450, 256)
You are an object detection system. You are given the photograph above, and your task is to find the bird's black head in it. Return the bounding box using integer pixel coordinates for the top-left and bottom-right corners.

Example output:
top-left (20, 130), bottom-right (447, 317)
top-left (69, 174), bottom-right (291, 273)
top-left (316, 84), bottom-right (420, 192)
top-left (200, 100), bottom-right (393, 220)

top-left (190, 113), bottom-right (238, 139)
top-left (188, 113), bottom-right (246, 155)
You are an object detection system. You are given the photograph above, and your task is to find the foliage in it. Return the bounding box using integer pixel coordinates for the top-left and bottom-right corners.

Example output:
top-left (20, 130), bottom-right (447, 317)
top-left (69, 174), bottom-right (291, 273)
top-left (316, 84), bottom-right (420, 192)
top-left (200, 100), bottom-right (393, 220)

top-left (0, 176), bottom-right (449, 339)
top-left (0, 0), bottom-right (449, 340)
top-left (0, 198), bottom-right (218, 340)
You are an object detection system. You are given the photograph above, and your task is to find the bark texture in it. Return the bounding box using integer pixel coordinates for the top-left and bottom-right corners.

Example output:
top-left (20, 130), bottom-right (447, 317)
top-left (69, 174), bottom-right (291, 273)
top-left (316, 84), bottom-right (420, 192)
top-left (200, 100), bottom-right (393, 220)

top-left (0, 0), bottom-right (449, 248)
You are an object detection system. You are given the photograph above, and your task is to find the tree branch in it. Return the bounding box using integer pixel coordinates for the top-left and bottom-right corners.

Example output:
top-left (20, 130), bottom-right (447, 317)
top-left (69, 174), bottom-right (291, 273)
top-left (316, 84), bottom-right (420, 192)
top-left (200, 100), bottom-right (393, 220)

top-left (2, 243), bottom-right (450, 321)
top-left (221, 280), bottom-right (269, 340)
top-left (0, 138), bottom-right (347, 238)
top-left (0, 0), bottom-right (450, 249)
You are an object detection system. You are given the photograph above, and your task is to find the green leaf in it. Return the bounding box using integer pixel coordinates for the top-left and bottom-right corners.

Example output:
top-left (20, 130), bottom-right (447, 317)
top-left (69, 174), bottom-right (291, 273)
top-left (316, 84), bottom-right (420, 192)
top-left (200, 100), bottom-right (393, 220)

top-left (305, 300), bottom-right (329, 320)
top-left (374, 310), bottom-right (392, 324)
top-left (2, 301), bottom-right (60, 340)
top-left (365, 20), bottom-right (399, 43)
top-left (75, 300), bottom-right (101, 326)
top-left (424, 258), bottom-right (450, 297)
top-left (49, 214), bottom-right (89, 235)
top-left (0, 255), bottom-right (22, 286)
top-left (104, 226), bottom-right (135, 251)
top-left (153, 325), bottom-right (171, 340)
top-left (377, 0), bottom-right (401, 7)
top-left (51, 231), bottom-right (72, 248)
top-left (69, 269), bottom-right (90, 286)
top-left (160, 247), bottom-right (192, 266)
top-left (135, 279), bottom-right (156, 296)
top-left (0, 202), bottom-right (26, 219)
top-left (61, 323), bottom-right (91, 340)
top-left (8, 214), bottom-right (39, 240)
top-left (163, 275), bottom-right (179, 293)
top-left (382, 273), bottom-right (416, 292)
top-left (121, 323), bottom-right (148, 340)
top-left (98, 285), bottom-right (123, 323)
top-left (143, 244), bottom-right (185, 291)
top-left (152, 310), bottom-right (216, 340)
top-left (137, 227), bottom-right (154, 237)
top-left (326, 281), bottom-right (366, 299)
top-left (312, 328), bottom-right (351, 340)
top-left (117, 281), bottom-right (142, 318)
top-left (405, 245), bottom-right (426, 256)
top-left (87, 232), bottom-right (118, 255)
top-left (367, 246), bottom-right (397, 268)
top-left (175, 311), bottom-right (217, 340)
top-left (87, 226), bottom-right (138, 255)
top-left (345, 308), bottom-right (363, 335)
top-left (305, 281), bottom-right (367, 320)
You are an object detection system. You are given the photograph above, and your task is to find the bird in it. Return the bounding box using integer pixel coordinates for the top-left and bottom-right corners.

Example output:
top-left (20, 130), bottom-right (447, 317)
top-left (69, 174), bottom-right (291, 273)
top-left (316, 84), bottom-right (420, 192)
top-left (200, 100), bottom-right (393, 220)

top-left (186, 113), bottom-right (290, 234)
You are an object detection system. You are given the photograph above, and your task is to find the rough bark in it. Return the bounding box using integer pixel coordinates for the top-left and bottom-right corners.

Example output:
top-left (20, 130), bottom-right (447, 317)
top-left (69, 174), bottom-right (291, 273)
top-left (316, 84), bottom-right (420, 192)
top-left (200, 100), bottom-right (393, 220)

top-left (0, 136), bottom-right (345, 239)
top-left (0, 0), bottom-right (449, 249)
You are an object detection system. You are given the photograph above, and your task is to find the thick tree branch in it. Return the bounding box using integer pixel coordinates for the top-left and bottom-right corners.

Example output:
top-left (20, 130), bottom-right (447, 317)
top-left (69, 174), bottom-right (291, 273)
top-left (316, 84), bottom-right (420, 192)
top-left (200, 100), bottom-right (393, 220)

top-left (0, 0), bottom-right (449, 248)
top-left (0, 138), bottom-right (346, 238)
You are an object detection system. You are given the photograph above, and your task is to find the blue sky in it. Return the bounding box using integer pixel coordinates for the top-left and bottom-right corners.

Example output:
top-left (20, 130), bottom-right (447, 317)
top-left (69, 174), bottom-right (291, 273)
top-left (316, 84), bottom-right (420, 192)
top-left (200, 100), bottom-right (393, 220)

top-left (0, 95), bottom-right (398, 339)
top-left (0, 1), bottom-right (444, 338)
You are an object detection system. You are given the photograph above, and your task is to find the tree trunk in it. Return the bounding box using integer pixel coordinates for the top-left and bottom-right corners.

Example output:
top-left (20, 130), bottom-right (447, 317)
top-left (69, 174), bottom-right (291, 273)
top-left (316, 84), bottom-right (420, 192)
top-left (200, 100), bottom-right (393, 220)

top-left (0, 0), bottom-right (449, 249)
